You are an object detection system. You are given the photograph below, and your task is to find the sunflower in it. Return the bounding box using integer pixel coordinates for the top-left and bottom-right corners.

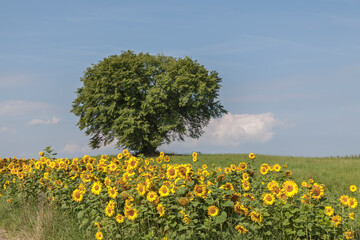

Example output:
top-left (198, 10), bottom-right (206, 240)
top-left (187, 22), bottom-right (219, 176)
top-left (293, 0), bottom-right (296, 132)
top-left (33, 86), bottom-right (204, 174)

top-left (166, 166), bottom-right (178, 180)
top-left (116, 214), bottom-right (124, 223)
top-left (164, 155), bottom-right (170, 163)
top-left (159, 185), bottom-right (170, 197)
top-left (127, 157), bottom-right (139, 169)
top-left (248, 153), bottom-right (255, 159)
top-left (194, 184), bottom-right (206, 197)
top-left (125, 207), bottom-right (138, 221)
top-left (157, 203), bottom-right (166, 217)
top-left (267, 181), bottom-right (280, 194)
top-left (192, 152), bottom-right (198, 158)
top-left (224, 167), bottom-right (231, 174)
top-left (249, 211), bottom-right (262, 223)
top-left (192, 157), bottom-right (197, 162)
top-left (339, 195), bottom-right (350, 206)
top-left (137, 183), bottom-right (146, 196)
top-left (310, 183), bottom-right (325, 200)
top-left (344, 231), bottom-right (355, 240)
top-left (104, 177), bottom-right (112, 187)
top-left (72, 189), bottom-right (83, 203)
top-left (243, 193), bottom-right (256, 201)
top-left (229, 193), bottom-right (241, 203)
top-left (105, 204), bottom-right (115, 217)
top-left (234, 203), bottom-right (248, 215)
top-left (147, 191), bottom-right (158, 202)
top-left (108, 186), bottom-right (118, 199)
top-left (208, 206), bottom-right (219, 217)
top-left (273, 164), bottom-right (281, 172)
top-left (349, 185), bottom-right (357, 192)
top-left (235, 224), bottom-right (248, 234)
top-left (325, 206), bottom-right (334, 216)
top-left (285, 170), bottom-right (292, 177)
top-left (238, 162), bottom-right (247, 171)
top-left (91, 182), bottom-right (102, 195)
top-left (220, 183), bottom-right (234, 191)
top-left (230, 164), bottom-right (237, 171)
top-left (177, 165), bottom-right (190, 179)
top-left (178, 197), bottom-right (188, 206)
top-left (262, 193), bottom-right (275, 205)
top-left (349, 212), bottom-right (355, 220)
top-left (242, 180), bottom-right (250, 191)
top-left (39, 151), bottom-right (44, 157)
top-left (348, 197), bottom-right (358, 209)
top-left (331, 215), bottom-right (341, 227)
top-left (242, 172), bottom-right (250, 180)
top-left (260, 166), bottom-right (268, 175)
top-left (95, 231), bottom-right (104, 240)
top-left (86, 163), bottom-right (94, 172)
top-left (282, 180), bottom-right (298, 197)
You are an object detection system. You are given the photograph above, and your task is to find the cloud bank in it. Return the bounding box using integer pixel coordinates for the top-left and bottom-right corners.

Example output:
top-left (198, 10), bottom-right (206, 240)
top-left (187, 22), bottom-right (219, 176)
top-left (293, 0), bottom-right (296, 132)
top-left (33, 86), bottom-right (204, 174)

top-left (29, 117), bottom-right (60, 125)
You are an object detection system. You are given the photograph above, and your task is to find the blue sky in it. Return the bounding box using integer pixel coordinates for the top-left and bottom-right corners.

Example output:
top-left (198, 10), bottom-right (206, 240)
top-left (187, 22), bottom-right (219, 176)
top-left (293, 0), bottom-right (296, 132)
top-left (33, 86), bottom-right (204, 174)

top-left (1, 0), bottom-right (360, 158)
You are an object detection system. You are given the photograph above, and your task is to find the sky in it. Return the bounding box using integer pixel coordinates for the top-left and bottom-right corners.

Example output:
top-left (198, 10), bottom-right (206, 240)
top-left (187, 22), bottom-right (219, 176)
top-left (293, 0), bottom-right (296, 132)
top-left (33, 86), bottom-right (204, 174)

top-left (1, 0), bottom-right (360, 158)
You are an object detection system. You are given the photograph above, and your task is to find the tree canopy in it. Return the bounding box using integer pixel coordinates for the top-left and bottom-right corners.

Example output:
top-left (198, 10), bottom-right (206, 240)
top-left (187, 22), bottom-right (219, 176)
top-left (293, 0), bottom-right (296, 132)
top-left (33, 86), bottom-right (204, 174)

top-left (71, 50), bottom-right (227, 154)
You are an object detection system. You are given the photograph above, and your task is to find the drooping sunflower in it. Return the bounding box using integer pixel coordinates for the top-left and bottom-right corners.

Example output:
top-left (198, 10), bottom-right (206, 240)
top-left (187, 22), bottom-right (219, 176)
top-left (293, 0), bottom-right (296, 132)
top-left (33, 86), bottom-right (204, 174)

top-left (137, 183), bottom-right (146, 196)
top-left (242, 180), bottom-right (250, 191)
top-left (105, 204), bottom-right (115, 217)
top-left (72, 189), bottom-right (83, 203)
top-left (159, 185), bottom-right (170, 197)
top-left (310, 183), bottom-right (325, 200)
top-left (116, 214), bottom-right (124, 223)
top-left (262, 193), bottom-right (275, 205)
top-left (249, 211), bottom-right (262, 223)
top-left (157, 203), bottom-right (166, 217)
top-left (108, 186), bottom-right (118, 199)
top-left (91, 182), bottom-right (102, 195)
top-left (331, 215), bottom-right (341, 227)
top-left (235, 224), bottom-right (248, 234)
top-left (229, 193), bottom-right (241, 203)
top-left (325, 206), bottom-right (334, 216)
top-left (125, 207), bottom-right (138, 221)
top-left (178, 197), bottom-right (188, 206)
top-left (208, 206), bottom-right (219, 217)
top-left (234, 202), bottom-right (248, 215)
top-left (282, 180), bottom-right (298, 197)
top-left (220, 183), bottom-right (234, 191)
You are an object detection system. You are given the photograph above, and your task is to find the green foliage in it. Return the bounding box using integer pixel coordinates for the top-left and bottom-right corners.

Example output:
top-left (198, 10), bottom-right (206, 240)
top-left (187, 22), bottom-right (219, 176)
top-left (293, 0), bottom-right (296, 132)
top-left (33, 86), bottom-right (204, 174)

top-left (71, 50), bottom-right (227, 154)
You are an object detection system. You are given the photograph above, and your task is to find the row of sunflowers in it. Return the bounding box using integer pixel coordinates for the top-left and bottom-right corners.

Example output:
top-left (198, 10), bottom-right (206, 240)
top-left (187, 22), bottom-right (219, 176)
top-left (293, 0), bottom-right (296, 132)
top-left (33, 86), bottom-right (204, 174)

top-left (0, 151), bottom-right (359, 239)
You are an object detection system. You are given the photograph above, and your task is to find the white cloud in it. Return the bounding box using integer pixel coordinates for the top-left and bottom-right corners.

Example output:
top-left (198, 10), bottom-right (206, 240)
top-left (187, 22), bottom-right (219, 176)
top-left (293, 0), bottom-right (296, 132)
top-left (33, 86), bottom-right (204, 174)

top-left (0, 100), bottom-right (54, 117)
top-left (165, 113), bottom-right (282, 149)
top-left (0, 127), bottom-right (7, 133)
top-left (61, 143), bottom-right (91, 154)
top-left (29, 117), bottom-right (60, 125)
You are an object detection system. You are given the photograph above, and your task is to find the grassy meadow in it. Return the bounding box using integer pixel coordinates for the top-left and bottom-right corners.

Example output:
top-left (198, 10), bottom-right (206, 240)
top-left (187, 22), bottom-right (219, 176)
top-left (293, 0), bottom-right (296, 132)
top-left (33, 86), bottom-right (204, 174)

top-left (0, 153), bottom-right (359, 240)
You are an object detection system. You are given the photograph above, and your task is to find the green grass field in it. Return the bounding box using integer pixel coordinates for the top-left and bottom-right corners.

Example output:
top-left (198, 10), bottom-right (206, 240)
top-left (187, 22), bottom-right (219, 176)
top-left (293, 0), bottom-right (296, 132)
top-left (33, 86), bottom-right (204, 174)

top-left (0, 153), bottom-right (359, 239)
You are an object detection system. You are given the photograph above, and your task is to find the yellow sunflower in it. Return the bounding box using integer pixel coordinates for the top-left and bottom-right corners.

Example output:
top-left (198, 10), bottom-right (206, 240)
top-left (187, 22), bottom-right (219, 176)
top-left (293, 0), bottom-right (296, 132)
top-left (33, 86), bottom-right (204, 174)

top-left (95, 231), bottom-right (103, 240)
top-left (208, 206), bottom-right (219, 217)
top-left (248, 153), bottom-right (255, 159)
top-left (137, 183), bottom-right (146, 196)
top-left (72, 189), bottom-right (83, 203)
top-left (104, 177), bottom-right (112, 187)
top-left (339, 195), bottom-right (350, 206)
top-left (325, 206), bottom-right (334, 216)
top-left (234, 203), bottom-right (248, 215)
top-left (350, 185), bottom-right (357, 192)
top-left (238, 162), bottom-right (247, 171)
top-left (242, 180), bottom-right (250, 191)
top-left (147, 191), bottom-right (158, 202)
top-left (108, 186), bottom-right (118, 199)
top-left (105, 204), bottom-right (115, 217)
top-left (331, 215), bottom-right (341, 227)
top-left (116, 214), bottom-right (124, 223)
top-left (282, 180), bottom-right (298, 197)
top-left (235, 224), bottom-right (248, 234)
top-left (125, 207), bottom-right (138, 221)
top-left (157, 203), bottom-right (166, 217)
top-left (273, 164), bottom-right (281, 172)
top-left (159, 185), bottom-right (170, 197)
top-left (91, 182), bottom-right (102, 195)
top-left (344, 231), bottom-right (354, 240)
top-left (194, 184), bottom-right (206, 197)
top-left (262, 193), bottom-right (275, 205)
top-left (348, 197), bottom-right (358, 209)
top-left (310, 183), bottom-right (325, 200)
top-left (349, 212), bottom-right (355, 220)
top-left (249, 211), bottom-right (262, 223)
top-left (166, 166), bottom-right (178, 180)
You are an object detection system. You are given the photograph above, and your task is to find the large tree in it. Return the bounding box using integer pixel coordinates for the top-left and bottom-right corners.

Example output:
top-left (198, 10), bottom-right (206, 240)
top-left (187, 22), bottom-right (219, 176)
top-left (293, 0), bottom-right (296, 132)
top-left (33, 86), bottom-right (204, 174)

top-left (71, 50), bottom-right (227, 155)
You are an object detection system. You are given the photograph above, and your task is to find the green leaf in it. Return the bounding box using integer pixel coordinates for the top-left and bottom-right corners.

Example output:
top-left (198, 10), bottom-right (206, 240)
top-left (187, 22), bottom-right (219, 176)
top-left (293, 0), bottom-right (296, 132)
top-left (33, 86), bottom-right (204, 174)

top-left (214, 211), bottom-right (227, 224)
top-left (77, 210), bottom-right (84, 219)
top-left (222, 200), bottom-right (234, 207)
top-left (297, 229), bottom-right (306, 237)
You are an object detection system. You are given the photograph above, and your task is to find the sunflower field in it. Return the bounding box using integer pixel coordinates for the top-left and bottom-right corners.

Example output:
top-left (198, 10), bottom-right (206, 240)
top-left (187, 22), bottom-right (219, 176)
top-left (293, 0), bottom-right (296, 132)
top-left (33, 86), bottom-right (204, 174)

top-left (0, 151), bottom-right (359, 239)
